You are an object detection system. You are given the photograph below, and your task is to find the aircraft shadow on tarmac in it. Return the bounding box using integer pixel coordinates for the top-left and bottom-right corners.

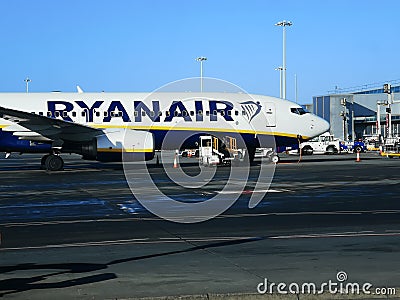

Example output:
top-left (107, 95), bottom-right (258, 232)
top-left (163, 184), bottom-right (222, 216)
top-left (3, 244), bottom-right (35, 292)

top-left (0, 237), bottom-right (262, 297)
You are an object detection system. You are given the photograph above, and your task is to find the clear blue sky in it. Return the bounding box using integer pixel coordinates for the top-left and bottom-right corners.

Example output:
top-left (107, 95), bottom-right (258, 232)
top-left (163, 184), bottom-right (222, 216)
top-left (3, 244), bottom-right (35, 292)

top-left (0, 0), bottom-right (399, 103)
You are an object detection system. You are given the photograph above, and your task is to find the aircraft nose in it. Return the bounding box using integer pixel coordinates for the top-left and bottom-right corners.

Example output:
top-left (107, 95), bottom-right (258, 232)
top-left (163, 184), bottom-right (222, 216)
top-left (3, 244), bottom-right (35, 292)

top-left (308, 115), bottom-right (330, 138)
top-left (315, 116), bottom-right (330, 135)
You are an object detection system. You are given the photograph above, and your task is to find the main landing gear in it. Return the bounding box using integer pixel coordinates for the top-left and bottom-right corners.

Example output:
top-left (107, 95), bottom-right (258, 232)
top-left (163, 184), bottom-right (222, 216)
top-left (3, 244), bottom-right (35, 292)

top-left (41, 154), bottom-right (64, 171)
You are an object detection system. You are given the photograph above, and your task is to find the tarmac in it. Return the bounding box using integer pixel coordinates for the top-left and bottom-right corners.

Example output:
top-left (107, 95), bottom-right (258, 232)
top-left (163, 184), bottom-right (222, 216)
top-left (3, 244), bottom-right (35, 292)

top-left (0, 152), bottom-right (399, 299)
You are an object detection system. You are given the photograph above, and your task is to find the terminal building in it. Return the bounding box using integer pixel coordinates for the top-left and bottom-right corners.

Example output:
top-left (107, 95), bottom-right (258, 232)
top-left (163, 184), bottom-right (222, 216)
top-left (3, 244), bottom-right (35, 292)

top-left (311, 81), bottom-right (400, 142)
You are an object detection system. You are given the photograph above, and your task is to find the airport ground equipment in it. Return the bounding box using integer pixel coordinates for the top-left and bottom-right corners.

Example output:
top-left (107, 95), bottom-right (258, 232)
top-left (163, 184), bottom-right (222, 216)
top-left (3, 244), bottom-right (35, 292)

top-left (254, 148), bottom-right (280, 163)
top-left (299, 132), bottom-right (340, 155)
top-left (380, 137), bottom-right (400, 158)
top-left (340, 140), bottom-right (367, 153)
top-left (198, 135), bottom-right (246, 166)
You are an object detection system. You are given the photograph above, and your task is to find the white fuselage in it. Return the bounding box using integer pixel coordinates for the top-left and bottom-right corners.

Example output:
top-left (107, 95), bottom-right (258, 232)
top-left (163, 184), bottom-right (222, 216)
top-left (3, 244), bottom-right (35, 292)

top-left (0, 92), bottom-right (330, 158)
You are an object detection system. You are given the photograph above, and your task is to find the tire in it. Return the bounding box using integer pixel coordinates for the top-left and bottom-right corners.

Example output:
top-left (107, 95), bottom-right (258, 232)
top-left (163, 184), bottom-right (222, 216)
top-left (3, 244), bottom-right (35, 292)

top-left (270, 155), bottom-right (280, 163)
top-left (301, 146), bottom-right (313, 155)
top-left (45, 154), bottom-right (64, 171)
top-left (326, 146), bottom-right (338, 155)
top-left (41, 154), bottom-right (50, 169)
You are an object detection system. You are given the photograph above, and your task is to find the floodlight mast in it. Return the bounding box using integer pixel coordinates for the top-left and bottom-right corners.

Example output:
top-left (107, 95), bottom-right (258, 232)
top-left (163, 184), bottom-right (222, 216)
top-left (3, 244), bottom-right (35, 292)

top-left (24, 77), bottom-right (31, 93)
top-left (196, 57), bottom-right (207, 92)
top-left (275, 20), bottom-right (292, 100)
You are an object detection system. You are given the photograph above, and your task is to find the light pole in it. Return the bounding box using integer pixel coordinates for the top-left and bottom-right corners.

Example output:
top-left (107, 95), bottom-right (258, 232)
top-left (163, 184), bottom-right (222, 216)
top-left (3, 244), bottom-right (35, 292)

top-left (196, 57), bottom-right (207, 92)
top-left (24, 77), bottom-right (31, 93)
top-left (275, 66), bottom-right (283, 98)
top-left (275, 20), bottom-right (292, 100)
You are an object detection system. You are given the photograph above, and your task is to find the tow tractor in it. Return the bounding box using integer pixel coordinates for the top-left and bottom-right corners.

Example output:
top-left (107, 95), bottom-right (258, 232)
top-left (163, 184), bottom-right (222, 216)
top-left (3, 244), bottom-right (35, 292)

top-left (299, 132), bottom-right (340, 155)
top-left (198, 135), bottom-right (246, 166)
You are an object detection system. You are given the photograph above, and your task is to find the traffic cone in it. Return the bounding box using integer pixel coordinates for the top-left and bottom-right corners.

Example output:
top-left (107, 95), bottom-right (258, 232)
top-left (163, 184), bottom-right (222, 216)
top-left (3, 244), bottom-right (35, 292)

top-left (173, 154), bottom-right (178, 168)
top-left (356, 150), bottom-right (361, 162)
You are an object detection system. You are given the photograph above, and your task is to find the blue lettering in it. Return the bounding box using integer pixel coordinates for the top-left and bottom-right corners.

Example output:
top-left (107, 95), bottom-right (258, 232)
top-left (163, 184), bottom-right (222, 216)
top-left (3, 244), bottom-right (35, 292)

top-left (209, 100), bottom-right (234, 121)
top-left (195, 100), bottom-right (203, 122)
top-left (75, 100), bottom-right (103, 122)
top-left (134, 101), bottom-right (161, 122)
top-left (104, 101), bottom-right (131, 122)
top-left (164, 101), bottom-right (192, 122)
top-left (47, 101), bottom-right (74, 122)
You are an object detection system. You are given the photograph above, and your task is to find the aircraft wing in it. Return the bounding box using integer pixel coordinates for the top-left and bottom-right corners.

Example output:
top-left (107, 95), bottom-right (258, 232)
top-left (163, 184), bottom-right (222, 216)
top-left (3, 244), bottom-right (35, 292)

top-left (0, 106), bottom-right (103, 143)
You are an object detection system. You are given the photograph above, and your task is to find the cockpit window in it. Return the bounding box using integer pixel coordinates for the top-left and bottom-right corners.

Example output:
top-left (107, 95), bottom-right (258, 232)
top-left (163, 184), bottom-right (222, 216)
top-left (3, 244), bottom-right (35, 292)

top-left (290, 107), bottom-right (308, 115)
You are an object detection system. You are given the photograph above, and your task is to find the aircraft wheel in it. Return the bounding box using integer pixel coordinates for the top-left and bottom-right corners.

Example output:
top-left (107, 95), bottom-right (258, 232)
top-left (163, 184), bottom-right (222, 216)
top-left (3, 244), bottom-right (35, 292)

top-left (270, 155), bottom-right (280, 164)
top-left (45, 154), bottom-right (64, 171)
top-left (41, 154), bottom-right (51, 169)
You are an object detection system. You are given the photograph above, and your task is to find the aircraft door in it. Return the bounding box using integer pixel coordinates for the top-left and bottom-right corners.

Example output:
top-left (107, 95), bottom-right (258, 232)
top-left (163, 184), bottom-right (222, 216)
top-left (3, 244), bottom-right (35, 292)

top-left (78, 108), bottom-right (89, 124)
top-left (93, 108), bottom-right (103, 124)
top-left (264, 102), bottom-right (276, 127)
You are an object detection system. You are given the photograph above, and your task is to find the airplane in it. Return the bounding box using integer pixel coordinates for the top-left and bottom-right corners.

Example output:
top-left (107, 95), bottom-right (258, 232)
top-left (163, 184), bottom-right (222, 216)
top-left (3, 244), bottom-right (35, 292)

top-left (0, 91), bottom-right (329, 171)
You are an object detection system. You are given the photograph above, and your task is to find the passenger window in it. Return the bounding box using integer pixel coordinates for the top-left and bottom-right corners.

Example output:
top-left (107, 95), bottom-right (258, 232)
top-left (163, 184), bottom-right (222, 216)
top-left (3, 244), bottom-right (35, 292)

top-left (95, 111), bottom-right (100, 117)
top-left (55, 111), bottom-right (60, 117)
top-left (174, 111), bottom-right (179, 117)
top-left (134, 111), bottom-right (138, 117)
top-left (63, 111), bottom-right (68, 117)
top-left (166, 111), bottom-right (170, 117)
top-left (72, 111), bottom-right (77, 117)
top-left (242, 111), bottom-right (246, 115)
top-left (158, 111), bottom-right (162, 116)
top-left (81, 111), bottom-right (86, 117)
top-left (142, 111), bottom-right (146, 117)
top-left (206, 111), bottom-right (210, 116)
top-left (190, 111), bottom-right (194, 116)
top-left (103, 111), bottom-right (108, 117)
top-left (39, 112), bottom-right (44, 116)
top-left (47, 111), bottom-right (52, 117)
top-left (198, 110), bottom-right (203, 115)
top-left (235, 110), bottom-right (239, 116)
top-left (150, 111), bottom-right (155, 117)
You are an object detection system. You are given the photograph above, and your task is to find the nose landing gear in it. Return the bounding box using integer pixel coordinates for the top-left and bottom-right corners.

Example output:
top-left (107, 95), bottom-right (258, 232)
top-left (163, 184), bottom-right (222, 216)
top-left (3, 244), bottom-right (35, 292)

top-left (41, 153), bottom-right (64, 171)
